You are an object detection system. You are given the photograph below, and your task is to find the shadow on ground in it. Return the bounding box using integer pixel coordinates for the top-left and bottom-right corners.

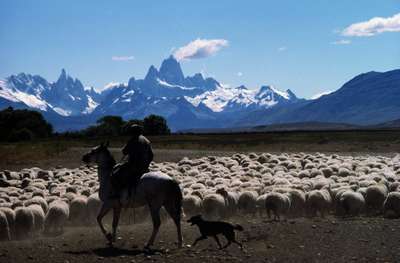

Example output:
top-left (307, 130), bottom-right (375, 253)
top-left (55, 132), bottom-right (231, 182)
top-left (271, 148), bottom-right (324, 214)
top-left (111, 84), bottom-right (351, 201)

top-left (65, 246), bottom-right (164, 258)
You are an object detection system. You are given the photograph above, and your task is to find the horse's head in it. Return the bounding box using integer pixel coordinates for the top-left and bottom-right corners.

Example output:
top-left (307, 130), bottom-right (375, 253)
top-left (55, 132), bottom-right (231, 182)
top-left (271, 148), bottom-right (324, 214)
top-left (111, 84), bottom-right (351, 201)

top-left (82, 141), bottom-right (113, 167)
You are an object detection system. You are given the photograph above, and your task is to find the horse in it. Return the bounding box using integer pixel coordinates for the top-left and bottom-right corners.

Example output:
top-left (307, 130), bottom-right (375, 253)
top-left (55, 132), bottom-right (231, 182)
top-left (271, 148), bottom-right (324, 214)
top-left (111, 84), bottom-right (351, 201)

top-left (82, 142), bottom-right (183, 249)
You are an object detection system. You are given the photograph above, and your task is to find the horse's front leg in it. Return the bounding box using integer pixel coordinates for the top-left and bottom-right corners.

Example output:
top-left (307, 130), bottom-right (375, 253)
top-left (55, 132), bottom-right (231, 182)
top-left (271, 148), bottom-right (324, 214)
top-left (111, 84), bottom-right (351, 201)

top-left (97, 204), bottom-right (112, 243)
top-left (112, 205), bottom-right (121, 242)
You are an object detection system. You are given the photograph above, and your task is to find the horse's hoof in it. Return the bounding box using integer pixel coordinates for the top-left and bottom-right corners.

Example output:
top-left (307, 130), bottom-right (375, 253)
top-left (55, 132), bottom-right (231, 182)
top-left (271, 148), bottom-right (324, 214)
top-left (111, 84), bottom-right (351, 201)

top-left (106, 233), bottom-right (113, 242)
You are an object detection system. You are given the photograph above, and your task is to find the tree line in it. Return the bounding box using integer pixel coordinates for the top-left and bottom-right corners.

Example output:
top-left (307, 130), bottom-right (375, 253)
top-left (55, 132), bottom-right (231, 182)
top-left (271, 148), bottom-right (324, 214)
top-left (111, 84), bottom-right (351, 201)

top-left (0, 107), bottom-right (170, 142)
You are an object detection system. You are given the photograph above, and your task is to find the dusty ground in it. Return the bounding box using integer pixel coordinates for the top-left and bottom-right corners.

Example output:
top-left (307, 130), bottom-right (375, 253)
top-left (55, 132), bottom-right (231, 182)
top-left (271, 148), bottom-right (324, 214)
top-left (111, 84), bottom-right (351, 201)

top-left (1, 216), bottom-right (400, 263)
top-left (1, 132), bottom-right (399, 262)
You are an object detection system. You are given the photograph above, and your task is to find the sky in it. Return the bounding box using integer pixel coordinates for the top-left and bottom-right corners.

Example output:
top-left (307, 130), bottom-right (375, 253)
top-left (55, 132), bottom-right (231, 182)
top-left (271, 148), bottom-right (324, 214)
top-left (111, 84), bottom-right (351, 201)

top-left (0, 0), bottom-right (399, 98)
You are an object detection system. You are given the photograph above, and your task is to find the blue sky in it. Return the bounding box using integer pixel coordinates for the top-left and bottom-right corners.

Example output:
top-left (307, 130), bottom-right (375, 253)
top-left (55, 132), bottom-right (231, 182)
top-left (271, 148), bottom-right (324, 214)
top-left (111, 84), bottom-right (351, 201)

top-left (0, 0), bottom-right (399, 98)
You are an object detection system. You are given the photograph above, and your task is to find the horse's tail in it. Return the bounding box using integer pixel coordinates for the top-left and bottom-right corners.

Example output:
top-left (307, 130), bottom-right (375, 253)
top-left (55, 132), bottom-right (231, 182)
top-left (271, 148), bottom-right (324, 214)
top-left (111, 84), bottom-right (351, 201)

top-left (165, 179), bottom-right (183, 219)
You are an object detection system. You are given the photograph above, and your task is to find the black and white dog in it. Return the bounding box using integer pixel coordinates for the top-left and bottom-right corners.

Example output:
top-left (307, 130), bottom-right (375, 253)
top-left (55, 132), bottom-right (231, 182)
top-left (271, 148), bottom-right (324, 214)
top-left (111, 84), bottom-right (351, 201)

top-left (187, 215), bottom-right (244, 249)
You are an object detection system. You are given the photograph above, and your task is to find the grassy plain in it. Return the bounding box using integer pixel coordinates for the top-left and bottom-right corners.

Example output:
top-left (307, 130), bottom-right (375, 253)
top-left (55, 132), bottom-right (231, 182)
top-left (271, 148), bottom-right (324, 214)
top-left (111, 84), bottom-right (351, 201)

top-left (1, 130), bottom-right (399, 171)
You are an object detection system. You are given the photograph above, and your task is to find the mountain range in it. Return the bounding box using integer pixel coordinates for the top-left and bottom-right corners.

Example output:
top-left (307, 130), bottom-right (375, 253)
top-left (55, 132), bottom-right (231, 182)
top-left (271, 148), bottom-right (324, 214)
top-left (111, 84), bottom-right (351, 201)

top-left (0, 56), bottom-right (399, 131)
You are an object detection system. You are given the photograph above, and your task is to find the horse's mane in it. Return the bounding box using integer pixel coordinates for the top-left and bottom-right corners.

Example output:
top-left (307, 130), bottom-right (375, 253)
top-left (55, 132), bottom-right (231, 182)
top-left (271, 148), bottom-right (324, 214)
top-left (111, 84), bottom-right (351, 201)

top-left (103, 147), bottom-right (116, 168)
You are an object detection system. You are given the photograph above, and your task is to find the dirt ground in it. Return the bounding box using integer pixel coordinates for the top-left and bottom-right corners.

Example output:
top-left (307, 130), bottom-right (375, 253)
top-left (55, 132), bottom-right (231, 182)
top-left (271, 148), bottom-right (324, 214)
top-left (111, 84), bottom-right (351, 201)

top-left (1, 216), bottom-right (400, 263)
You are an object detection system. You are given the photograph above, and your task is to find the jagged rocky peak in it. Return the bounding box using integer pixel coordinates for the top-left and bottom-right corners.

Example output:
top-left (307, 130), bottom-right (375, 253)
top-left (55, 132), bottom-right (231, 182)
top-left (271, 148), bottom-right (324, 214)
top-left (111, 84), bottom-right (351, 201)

top-left (158, 55), bottom-right (185, 85)
top-left (144, 65), bottom-right (159, 82)
top-left (286, 89), bottom-right (297, 99)
top-left (236, 85), bottom-right (248, 90)
top-left (7, 72), bottom-right (50, 95)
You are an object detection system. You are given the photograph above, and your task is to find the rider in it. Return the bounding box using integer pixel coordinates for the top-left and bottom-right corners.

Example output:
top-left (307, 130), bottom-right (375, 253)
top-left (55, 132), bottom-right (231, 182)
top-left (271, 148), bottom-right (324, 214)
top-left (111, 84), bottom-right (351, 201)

top-left (111, 124), bottom-right (153, 198)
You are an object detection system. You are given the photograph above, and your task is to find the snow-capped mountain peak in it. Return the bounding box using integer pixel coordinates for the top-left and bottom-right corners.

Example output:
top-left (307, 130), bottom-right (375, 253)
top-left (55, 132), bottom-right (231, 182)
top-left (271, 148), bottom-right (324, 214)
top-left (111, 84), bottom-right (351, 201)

top-left (185, 84), bottom-right (298, 112)
top-left (0, 56), bottom-right (303, 131)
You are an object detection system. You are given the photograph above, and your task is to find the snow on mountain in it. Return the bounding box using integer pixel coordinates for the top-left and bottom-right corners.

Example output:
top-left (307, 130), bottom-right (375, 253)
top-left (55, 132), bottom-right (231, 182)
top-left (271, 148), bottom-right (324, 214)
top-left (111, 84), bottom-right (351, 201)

top-left (0, 79), bottom-right (50, 111)
top-left (0, 70), bottom-right (100, 116)
top-left (0, 56), bottom-right (303, 131)
top-left (185, 84), bottom-right (297, 112)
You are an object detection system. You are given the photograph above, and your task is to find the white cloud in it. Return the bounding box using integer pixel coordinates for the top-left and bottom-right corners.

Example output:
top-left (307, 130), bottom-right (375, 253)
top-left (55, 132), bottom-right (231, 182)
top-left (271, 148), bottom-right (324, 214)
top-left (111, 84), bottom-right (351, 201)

top-left (311, 90), bottom-right (334, 100)
top-left (111, 56), bottom-right (135, 61)
top-left (237, 72), bottom-right (243, 77)
top-left (331, 39), bottom-right (352, 45)
top-left (173, 38), bottom-right (229, 61)
top-left (342, 12), bottom-right (400, 37)
top-left (277, 46), bottom-right (287, 52)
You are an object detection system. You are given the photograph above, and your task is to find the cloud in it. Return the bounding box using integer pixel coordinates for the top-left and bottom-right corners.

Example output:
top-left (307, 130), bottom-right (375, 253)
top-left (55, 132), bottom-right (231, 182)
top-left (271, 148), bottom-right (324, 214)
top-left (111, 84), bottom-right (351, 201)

top-left (342, 12), bottom-right (400, 37)
top-left (237, 72), bottom-right (243, 77)
top-left (331, 39), bottom-right (351, 45)
top-left (277, 46), bottom-right (287, 52)
top-left (111, 56), bottom-right (135, 61)
top-left (173, 38), bottom-right (229, 61)
top-left (311, 90), bottom-right (334, 100)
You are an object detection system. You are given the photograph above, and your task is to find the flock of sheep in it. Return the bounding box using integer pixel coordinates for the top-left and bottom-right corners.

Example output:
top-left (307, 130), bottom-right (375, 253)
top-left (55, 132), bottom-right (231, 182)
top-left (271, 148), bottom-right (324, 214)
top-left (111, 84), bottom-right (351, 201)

top-left (0, 152), bottom-right (400, 242)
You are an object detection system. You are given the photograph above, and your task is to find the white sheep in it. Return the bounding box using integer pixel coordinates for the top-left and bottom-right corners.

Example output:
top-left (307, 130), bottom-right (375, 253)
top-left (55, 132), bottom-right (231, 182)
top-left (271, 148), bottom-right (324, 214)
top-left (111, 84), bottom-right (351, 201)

top-left (264, 192), bottom-right (291, 221)
top-left (255, 194), bottom-right (268, 216)
top-left (288, 189), bottom-right (306, 217)
top-left (238, 191), bottom-right (258, 214)
top-left (216, 188), bottom-right (238, 217)
top-left (182, 195), bottom-right (202, 217)
top-left (28, 204), bottom-right (45, 233)
top-left (87, 193), bottom-right (102, 224)
top-left (202, 194), bottom-right (226, 219)
top-left (24, 196), bottom-right (48, 214)
top-left (45, 200), bottom-right (69, 234)
top-left (15, 207), bottom-right (35, 239)
top-left (0, 207), bottom-right (15, 239)
top-left (69, 196), bottom-right (88, 226)
top-left (337, 190), bottom-right (365, 217)
top-left (306, 189), bottom-right (332, 218)
top-left (365, 183), bottom-right (388, 215)
top-left (0, 210), bottom-right (10, 241)
top-left (383, 192), bottom-right (400, 218)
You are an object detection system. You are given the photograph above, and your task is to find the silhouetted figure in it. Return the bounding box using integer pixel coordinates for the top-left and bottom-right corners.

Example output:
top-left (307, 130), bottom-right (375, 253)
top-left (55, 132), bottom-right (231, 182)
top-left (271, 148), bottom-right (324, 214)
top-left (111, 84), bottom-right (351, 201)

top-left (111, 124), bottom-right (153, 198)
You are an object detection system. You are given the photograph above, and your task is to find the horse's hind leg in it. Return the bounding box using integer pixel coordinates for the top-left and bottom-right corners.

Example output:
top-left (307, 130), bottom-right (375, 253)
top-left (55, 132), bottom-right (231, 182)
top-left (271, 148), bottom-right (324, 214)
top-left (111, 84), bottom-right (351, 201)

top-left (145, 205), bottom-right (161, 249)
top-left (164, 202), bottom-right (183, 248)
top-left (97, 204), bottom-right (112, 242)
top-left (112, 205), bottom-right (121, 242)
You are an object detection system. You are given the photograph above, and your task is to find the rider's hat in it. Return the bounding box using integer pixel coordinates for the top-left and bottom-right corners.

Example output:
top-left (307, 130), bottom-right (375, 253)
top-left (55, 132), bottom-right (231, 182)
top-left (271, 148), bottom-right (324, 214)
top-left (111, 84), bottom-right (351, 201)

top-left (129, 124), bottom-right (143, 135)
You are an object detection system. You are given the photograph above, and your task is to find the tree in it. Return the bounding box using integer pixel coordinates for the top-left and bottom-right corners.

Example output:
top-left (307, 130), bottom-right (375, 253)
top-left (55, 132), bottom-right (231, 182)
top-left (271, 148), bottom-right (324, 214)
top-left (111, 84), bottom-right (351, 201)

top-left (143, 114), bottom-right (170, 135)
top-left (0, 107), bottom-right (53, 141)
top-left (95, 115), bottom-right (124, 136)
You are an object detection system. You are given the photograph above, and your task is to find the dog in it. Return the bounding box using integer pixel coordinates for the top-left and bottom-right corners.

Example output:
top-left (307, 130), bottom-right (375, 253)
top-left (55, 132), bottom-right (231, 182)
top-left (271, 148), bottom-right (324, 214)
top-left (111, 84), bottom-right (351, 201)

top-left (187, 215), bottom-right (244, 249)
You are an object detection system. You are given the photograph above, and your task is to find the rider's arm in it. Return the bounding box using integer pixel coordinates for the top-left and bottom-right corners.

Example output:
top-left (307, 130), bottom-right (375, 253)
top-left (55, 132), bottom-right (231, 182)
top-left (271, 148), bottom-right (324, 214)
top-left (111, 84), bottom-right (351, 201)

top-left (148, 145), bottom-right (154, 164)
top-left (122, 141), bottom-right (130, 156)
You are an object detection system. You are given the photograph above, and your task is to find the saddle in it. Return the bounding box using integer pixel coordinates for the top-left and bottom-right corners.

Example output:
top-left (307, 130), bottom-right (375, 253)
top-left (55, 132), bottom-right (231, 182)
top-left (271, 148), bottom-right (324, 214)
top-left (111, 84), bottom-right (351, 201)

top-left (109, 162), bottom-right (143, 201)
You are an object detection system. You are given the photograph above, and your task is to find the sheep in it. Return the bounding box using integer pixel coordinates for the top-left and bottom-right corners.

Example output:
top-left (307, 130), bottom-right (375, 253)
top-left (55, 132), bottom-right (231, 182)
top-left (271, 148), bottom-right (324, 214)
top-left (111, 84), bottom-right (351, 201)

top-left (238, 191), bottom-right (258, 214)
top-left (87, 193), bottom-right (102, 224)
top-left (255, 194), bottom-right (268, 216)
top-left (15, 207), bottom-right (35, 239)
top-left (216, 188), bottom-right (238, 217)
top-left (0, 210), bottom-right (10, 241)
top-left (0, 207), bottom-right (15, 239)
top-left (28, 204), bottom-right (45, 234)
top-left (24, 196), bottom-right (48, 214)
top-left (305, 189), bottom-right (332, 218)
top-left (264, 192), bottom-right (291, 221)
top-left (69, 196), bottom-right (88, 226)
top-left (182, 195), bottom-right (202, 217)
top-left (337, 190), bottom-right (365, 217)
top-left (45, 200), bottom-right (69, 234)
top-left (287, 189), bottom-right (306, 217)
top-left (365, 183), bottom-right (388, 215)
top-left (202, 194), bottom-right (226, 219)
top-left (383, 192), bottom-right (400, 218)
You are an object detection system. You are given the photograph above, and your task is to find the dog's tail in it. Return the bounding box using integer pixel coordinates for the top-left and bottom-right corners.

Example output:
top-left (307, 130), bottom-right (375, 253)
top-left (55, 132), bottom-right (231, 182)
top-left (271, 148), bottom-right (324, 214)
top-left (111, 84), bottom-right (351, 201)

top-left (233, 224), bottom-right (244, 231)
